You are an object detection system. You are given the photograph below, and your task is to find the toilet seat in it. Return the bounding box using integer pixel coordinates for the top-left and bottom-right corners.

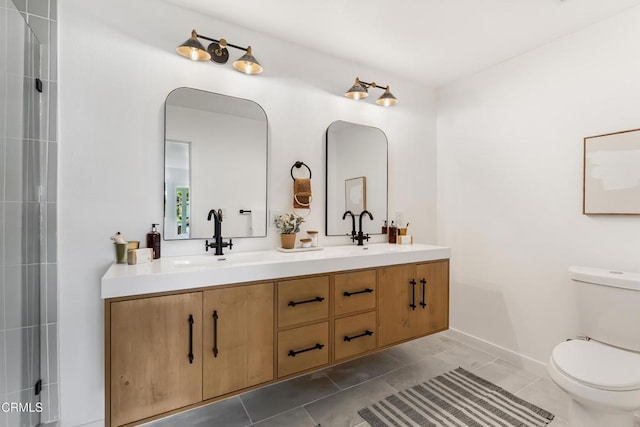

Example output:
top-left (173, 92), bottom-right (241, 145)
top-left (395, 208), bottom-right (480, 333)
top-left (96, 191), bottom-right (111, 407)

top-left (552, 340), bottom-right (640, 391)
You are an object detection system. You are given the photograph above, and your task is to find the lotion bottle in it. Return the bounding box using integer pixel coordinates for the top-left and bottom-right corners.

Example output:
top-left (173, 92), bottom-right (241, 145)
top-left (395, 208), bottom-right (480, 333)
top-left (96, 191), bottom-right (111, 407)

top-left (146, 223), bottom-right (161, 259)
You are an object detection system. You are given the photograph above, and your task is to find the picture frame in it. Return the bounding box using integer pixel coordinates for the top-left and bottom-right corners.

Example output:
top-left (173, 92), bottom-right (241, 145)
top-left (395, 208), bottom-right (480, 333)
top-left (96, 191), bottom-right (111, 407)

top-left (583, 128), bottom-right (640, 215)
top-left (345, 176), bottom-right (367, 213)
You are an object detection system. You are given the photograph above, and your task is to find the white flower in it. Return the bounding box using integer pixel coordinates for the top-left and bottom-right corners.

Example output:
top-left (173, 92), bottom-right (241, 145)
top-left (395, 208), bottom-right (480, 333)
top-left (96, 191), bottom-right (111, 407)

top-left (274, 212), bottom-right (305, 234)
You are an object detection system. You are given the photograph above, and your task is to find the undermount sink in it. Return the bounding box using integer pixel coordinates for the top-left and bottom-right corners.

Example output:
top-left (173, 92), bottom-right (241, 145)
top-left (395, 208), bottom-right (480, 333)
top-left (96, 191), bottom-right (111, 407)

top-left (172, 251), bottom-right (280, 268)
top-left (170, 244), bottom-right (431, 269)
top-left (330, 243), bottom-right (417, 255)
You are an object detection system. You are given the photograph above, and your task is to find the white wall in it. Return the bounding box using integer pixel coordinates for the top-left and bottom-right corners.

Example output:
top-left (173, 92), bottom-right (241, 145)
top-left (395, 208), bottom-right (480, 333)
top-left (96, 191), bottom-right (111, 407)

top-left (437, 7), bottom-right (640, 367)
top-left (58, 1), bottom-right (437, 425)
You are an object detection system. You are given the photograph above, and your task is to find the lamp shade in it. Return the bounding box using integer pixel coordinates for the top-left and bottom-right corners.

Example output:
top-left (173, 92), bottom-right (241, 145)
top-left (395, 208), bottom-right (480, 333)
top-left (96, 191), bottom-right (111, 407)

top-left (345, 78), bottom-right (368, 100)
top-left (375, 86), bottom-right (398, 106)
top-left (176, 30), bottom-right (211, 61)
top-left (232, 46), bottom-right (263, 74)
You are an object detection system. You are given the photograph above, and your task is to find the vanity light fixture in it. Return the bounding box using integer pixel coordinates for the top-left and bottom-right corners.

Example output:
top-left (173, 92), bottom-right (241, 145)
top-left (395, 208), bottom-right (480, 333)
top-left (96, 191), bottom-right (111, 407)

top-left (176, 30), bottom-right (263, 75)
top-left (345, 77), bottom-right (398, 106)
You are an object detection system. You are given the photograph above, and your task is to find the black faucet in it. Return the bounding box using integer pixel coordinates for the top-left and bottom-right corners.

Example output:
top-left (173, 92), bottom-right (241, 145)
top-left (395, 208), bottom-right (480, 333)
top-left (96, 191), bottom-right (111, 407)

top-left (355, 210), bottom-right (374, 246)
top-left (342, 211), bottom-right (357, 242)
top-left (205, 209), bottom-right (233, 256)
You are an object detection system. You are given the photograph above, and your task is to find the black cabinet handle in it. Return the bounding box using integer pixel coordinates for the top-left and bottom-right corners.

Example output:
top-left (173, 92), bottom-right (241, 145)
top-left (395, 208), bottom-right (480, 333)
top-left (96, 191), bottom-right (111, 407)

top-left (288, 296), bottom-right (325, 307)
top-left (409, 279), bottom-right (417, 310)
top-left (344, 330), bottom-right (374, 342)
top-left (420, 278), bottom-right (427, 309)
top-left (213, 310), bottom-right (219, 358)
top-left (188, 314), bottom-right (194, 364)
top-left (288, 343), bottom-right (324, 357)
top-left (343, 288), bottom-right (374, 297)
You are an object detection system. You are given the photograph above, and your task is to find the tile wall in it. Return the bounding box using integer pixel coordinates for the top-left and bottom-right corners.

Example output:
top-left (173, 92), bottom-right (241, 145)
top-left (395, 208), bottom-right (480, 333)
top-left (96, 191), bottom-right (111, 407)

top-left (1, 0), bottom-right (58, 424)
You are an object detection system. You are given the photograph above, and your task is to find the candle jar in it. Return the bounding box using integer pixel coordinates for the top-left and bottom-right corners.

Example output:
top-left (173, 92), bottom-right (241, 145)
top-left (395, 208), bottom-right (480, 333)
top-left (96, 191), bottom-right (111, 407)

top-left (307, 230), bottom-right (319, 247)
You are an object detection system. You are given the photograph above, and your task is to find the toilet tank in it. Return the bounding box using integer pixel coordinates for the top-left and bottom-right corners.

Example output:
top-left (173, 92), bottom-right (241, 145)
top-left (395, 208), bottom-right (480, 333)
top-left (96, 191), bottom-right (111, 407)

top-left (570, 266), bottom-right (640, 352)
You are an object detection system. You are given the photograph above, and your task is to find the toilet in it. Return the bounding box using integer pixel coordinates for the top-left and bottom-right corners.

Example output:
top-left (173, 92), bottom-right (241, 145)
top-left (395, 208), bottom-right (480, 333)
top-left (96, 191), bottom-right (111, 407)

top-left (548, 266), bottom-right (640, 427)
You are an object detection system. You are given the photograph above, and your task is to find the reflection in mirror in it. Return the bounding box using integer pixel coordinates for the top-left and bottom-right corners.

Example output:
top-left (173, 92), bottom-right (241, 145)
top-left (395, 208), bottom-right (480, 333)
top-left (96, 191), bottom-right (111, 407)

top-left (164, 88), bottom-right (268, 240)
top-left (326, 121), bottom-right (388, 236)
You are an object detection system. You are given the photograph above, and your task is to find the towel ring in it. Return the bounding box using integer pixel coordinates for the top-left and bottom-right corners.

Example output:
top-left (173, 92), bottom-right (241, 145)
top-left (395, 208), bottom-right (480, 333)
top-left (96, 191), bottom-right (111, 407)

top-left (291, 161), bottom-right (312, 180)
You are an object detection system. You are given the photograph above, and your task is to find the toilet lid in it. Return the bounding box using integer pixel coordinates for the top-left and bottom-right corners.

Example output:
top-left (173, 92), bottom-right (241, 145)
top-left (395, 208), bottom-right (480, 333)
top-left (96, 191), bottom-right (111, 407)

top-left (552, 340), bottom-right (640, 391)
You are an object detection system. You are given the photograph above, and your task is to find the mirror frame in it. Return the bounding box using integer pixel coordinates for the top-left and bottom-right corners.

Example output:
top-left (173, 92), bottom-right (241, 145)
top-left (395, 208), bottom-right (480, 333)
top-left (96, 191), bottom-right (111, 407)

top-left (324, 120), bottom-right (389, 236)
top-left (163, 87), bottom-right (269, 240)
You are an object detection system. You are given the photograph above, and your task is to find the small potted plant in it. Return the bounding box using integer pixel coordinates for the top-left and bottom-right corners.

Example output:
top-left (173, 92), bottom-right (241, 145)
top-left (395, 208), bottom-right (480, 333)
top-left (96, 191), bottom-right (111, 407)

top-left (274, 212), bottom-right (305, 249)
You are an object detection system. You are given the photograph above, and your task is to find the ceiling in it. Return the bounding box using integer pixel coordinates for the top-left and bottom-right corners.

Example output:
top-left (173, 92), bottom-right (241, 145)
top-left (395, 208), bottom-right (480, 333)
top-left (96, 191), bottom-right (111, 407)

top-left (167, 0), bottom-right (640, 87)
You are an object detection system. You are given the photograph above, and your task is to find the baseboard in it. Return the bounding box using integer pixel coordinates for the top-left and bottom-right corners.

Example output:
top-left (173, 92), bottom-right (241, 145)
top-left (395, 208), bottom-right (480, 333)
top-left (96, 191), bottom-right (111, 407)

top-left (443, 328), bottom-right (549, 378)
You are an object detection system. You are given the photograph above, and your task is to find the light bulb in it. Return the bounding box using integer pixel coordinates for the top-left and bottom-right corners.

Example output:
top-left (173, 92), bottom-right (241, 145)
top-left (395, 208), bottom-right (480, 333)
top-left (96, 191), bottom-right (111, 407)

top-left (189, 48), bottom-right (199, 61)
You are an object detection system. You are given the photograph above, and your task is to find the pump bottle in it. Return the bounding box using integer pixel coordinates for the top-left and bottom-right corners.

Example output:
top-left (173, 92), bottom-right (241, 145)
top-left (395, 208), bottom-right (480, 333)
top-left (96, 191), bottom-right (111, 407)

top-left (147, 223), bottom-right (161, 259)
top-left (388, 221), bottom-right (397, 244)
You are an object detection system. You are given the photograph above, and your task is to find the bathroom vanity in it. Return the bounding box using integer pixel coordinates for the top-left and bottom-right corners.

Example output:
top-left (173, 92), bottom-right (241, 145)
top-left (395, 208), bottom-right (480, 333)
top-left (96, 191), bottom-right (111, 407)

top-left (102, 244), bottom-right (450, 426)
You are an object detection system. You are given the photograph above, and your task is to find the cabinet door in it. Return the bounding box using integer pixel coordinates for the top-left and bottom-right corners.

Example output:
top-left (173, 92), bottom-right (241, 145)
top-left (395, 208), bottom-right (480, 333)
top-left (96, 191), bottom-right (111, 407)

top-left (203, 283), bottom-right (274, 400)
top-left (413, 261), bottom-right (449, 337)
top-left (377, 264), bottom-right (416, 347)
top-left (110, 292), bottom-right (202, 427)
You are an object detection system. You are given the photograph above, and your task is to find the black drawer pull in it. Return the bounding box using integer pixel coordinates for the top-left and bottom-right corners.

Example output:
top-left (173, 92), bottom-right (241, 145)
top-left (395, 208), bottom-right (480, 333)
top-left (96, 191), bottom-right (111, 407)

top-left (420, 278), bottom-right (427, 309)
top-left (343, 288), bottom-right (374, 297)
top-left (288, 296), bottom-right (324, 307)
top-left (344, 330), bottom-right (374, 342)
top-left (213, 310), bottom-right (219, 357)
top-left (188, 314), bottom-right (194, 364)
top-left (409, 279), bottom-right (417, 310)
top-left (288, 343), bottom-right (324, 357)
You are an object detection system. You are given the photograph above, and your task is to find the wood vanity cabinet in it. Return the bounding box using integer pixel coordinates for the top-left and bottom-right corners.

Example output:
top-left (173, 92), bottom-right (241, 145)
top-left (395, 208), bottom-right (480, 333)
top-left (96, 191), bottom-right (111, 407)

top-left (105, 259), bottom-right (448, 426)
top-left (202, 282), bottom-right (274, 400)
top-left (378, 260), bottom-right (449, 347)
top-left (109, 292), bottom-right (203, 427)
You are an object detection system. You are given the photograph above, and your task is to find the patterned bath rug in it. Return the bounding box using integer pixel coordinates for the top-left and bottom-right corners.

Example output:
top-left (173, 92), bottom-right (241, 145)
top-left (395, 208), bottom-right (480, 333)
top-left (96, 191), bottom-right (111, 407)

top-left (358, 367), bottom-right (555, 426)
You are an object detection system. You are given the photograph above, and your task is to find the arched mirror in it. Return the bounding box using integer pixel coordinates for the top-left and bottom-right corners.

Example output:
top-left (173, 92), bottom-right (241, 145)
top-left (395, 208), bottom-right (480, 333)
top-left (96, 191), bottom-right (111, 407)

top-left (164, 88), bottom-right (268, 240)
top-left (325, 120), bottom-right (388, 236)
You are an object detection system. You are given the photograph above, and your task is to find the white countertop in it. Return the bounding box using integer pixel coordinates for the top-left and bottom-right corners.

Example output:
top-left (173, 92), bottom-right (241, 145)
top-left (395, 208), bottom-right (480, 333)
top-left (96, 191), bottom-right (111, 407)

top-left (101, 243), bottom-right (451, 299)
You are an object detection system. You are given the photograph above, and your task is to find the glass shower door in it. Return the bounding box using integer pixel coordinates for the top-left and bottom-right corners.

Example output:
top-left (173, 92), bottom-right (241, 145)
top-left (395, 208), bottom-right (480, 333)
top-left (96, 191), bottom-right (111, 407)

top-left (1, 1), bottom-right (44, 426)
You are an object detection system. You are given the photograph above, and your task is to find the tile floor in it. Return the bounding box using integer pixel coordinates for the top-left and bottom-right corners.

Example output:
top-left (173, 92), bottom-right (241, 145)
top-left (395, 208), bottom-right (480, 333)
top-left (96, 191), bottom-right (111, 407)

top-left (145, 332), bottom-right (576, 427)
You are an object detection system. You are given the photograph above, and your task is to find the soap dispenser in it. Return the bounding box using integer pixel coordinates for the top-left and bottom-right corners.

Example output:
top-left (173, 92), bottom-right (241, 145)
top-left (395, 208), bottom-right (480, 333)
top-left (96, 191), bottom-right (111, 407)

top-left (147, 223), bottom-right (161, 259)
top-left (388, 221), bottom-right (397, 244)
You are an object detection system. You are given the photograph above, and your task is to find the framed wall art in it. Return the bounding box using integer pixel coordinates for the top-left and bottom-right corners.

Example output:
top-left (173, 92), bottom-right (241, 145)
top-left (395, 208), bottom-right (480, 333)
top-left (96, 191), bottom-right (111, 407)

top-left (583, 128), bottom-right (640, 215)
top-left (345, 176), bottom-right (367, 213)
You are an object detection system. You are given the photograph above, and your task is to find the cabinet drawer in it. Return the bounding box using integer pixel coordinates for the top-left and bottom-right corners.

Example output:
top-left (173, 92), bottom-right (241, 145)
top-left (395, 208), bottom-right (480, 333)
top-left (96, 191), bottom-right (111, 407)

top-left (278, 322), bottom-right (329, 378)
top-left (334, 311), bottom-right (376, 361)
top-left (334, 270), bottom-right (376, 316)
top-left (277, 276), bottom-right (329, 328)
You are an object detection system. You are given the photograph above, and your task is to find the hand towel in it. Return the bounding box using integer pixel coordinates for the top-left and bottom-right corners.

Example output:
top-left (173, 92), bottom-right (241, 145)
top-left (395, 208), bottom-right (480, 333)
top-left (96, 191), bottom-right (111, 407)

top-left (293, 178), bottom-right (312, 209)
